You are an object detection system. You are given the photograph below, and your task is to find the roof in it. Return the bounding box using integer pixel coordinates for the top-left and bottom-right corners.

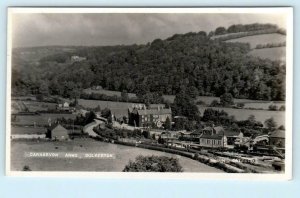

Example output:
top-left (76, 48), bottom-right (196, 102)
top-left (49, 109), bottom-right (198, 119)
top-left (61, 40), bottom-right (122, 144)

top-left (214, 126), bottom-right (225, 134)
top-left (203, 127), bottom-right (213, 131)
top-left (148, 104), bottom-right (165, 109)
top-left (48, 123), bottom-right (68, 132)
top-left (223, 131), bottom-right (242, 137)
top-left (190, 131), bottom-right (202, 135)
top-left (137, 108), bottom-right (172, 115)
top-left (200, 134), bottom-right (224, 140)
top-left (269, 130), bottom-right (285, 138)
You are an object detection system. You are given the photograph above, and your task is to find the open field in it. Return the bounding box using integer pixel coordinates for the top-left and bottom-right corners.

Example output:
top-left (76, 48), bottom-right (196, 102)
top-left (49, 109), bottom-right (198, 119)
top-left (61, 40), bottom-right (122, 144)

top-left (225, 33), bottom-right (286, 49)
top-left (12, 113), bottom-right (77, 126)
top-left (78, 99), bottom-right (144, 117)
top-left (11, 139), bottom-right (223, 172)
top-left (11, 126), bottom-right (46, 135)
top-left (83, 88), bottom-right (137, 98)
top-left (198, 106), bottom-right (285, 127)
top-left (163, 95), bottom-right (285, 110)
top-left (249, 47), bottom-right (286, 62)
top-left (12, 100), bottom-right (57, 112)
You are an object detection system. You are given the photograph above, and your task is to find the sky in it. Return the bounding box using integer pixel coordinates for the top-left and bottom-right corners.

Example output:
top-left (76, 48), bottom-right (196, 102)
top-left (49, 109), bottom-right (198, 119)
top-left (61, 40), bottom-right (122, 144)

top-left (11, 13), bottom-right (287, 48)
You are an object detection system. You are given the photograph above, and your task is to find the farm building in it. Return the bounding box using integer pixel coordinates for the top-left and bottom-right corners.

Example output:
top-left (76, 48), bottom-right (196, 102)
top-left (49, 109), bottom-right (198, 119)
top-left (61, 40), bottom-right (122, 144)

top-left (56, 101), bottom-right (75, 112)
top-left (199, 134), bottom-right (227, 148)
top-left (128, 104), bottom-right (172, 127)
top-left (198, 126), bottom-right (243, 149)
top-left (46, 124), bottom-right (69, 141)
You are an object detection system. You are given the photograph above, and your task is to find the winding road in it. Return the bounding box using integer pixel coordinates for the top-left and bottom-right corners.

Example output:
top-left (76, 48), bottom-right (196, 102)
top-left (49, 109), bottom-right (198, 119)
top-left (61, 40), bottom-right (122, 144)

top-left (82, 119), bottom-right (103, 137)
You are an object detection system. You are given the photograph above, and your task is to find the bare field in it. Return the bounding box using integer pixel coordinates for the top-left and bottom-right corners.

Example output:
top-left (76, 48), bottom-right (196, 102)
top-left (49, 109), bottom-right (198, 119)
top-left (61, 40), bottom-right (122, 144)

top-left (11, 139), bottom-right (223, 172)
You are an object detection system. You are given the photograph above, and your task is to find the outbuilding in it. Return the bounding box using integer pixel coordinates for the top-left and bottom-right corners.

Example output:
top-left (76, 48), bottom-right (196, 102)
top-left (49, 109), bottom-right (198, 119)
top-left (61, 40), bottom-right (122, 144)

top-left (46, 124), bottom-right (69, 141)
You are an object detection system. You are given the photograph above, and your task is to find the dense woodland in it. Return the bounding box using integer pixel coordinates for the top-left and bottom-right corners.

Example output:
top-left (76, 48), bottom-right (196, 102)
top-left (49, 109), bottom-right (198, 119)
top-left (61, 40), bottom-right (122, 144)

top-left (12, 23), bottom-right (286, 101)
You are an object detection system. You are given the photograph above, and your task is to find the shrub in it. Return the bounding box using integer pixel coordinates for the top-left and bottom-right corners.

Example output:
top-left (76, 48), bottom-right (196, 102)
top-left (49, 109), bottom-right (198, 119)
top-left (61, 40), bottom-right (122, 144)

top-left (268, 104), bottom-right (278, 111)
top-left (123, 155), bottom-right (183, 172)
top-left (23, 165), bottom-right (31, 171)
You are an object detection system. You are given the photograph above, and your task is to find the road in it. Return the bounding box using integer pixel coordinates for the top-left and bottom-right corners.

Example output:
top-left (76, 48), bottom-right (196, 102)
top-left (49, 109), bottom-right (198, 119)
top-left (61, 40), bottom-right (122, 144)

top-left (82, 119), bottom-right (103, 137)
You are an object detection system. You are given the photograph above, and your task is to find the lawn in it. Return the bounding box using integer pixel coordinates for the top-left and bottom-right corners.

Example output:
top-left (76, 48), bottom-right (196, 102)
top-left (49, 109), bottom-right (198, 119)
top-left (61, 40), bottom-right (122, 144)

top-left (10, 138), bottom-right (223, 172)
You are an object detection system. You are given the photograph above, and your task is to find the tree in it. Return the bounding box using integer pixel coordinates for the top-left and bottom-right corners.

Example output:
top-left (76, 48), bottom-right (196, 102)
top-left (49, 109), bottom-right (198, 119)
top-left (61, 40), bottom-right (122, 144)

top-left (172, 90), bottom-right (201, 121)
top-left (215, 26), bottom-right (226, 35)
top-left (264, 117), bottom-right (277, 131)
top-left (101, 108), bottom-right (112, 119)
top-left (23, 165), bottom-right (31, 171)
top-left (220, 93), bottom-right (234, 107)
top-left (121, 91), bottom-right (129, 102)
top-left (84, 111), bottom-right (96, 125)
top-left (186, 86), bottom-right (199, 99)
top-left (164, 117), bottom-right (171, 130)
top-left (123, 155), bottom-right (183, 172)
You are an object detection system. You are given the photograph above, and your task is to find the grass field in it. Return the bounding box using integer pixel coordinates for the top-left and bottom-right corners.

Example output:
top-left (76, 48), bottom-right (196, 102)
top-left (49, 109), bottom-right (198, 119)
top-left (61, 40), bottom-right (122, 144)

top-left (163, 95), bottom-right (285, 110)
top-left (198, 106), bottom-right (285, 127)
top-left (83, 88), bottom-right (137, 98)
top-left (11, 126), bottom-right (46, 135)
top-left (225, 33), bottom-right (286, 49)
top-left (78, 99), bottom-right (144, 117)
top-left (12, 113), bottom-right (77, 126)
top-left (249, 47), bottom-right (286, 62)
top-left (10, 139), bottom-right (223, 172)
top-left (12, 100), bottom-right (57, 112)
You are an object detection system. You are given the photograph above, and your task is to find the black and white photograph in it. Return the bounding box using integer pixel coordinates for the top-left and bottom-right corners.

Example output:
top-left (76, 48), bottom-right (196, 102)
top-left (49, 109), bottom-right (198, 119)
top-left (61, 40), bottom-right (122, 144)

top-left (6, 8), bottom-right (293, 179)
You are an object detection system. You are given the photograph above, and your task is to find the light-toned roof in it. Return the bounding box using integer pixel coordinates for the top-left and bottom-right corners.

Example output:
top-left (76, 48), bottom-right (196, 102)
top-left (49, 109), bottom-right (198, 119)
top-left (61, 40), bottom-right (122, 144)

top-left (148, 104), bottom-right (166, 109)
top-left (48, 123), bottom-right (68, 132)
top-left (137, 108), bottom-right (172, 115)
top-left (269, 130), bottom-right (285, 138)
top-left (214, 126), bottom-right (225, 134)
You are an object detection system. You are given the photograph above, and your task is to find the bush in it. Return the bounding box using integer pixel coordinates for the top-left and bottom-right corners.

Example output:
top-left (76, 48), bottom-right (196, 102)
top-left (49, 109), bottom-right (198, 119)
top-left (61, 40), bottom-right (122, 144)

top-left (268, 104), bottom-right (278, 111)
top-left (123, 155), bottom-right (183, 172)
top-left (23, 165), bottom-right (31, 171)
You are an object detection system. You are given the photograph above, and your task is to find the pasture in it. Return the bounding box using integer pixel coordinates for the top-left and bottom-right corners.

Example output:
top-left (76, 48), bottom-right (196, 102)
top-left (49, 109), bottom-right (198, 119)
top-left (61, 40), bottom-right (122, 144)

top-left (10, 139), bottom-right (223, 172)
top-left (11, 126), bottom-right (46, 135)
top-left (78, 99), bottom-right (144, 117)
top-left (225, 33), bottom-right (286, 49)
top-left (12, 100), bottom-right (57, 112)
top-left (12, 113), bottom-right (77, 126)
top-left (249, 47), bottom-right (286, 62)
top-left (163, 95), bottom-right (285, 110)
top-left (83, 88), bottom-right (137, 98)
top-left (198, 106), bottom-right (285, 127)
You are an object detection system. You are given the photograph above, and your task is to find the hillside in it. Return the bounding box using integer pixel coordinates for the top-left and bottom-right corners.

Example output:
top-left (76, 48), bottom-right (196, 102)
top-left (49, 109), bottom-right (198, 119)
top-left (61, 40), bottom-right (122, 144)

top-left (11, 23), bottom-right (286, 101)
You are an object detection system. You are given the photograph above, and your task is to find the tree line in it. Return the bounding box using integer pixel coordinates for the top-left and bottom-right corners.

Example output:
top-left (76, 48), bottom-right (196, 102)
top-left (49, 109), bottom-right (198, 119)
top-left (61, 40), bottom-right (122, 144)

top-left (12, 23), bottom-right (286, 101)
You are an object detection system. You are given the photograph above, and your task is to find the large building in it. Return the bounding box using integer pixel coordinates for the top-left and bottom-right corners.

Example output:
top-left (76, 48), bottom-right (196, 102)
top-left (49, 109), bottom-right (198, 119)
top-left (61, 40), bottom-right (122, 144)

top-left (128, 104), bottom-right (172, 128)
